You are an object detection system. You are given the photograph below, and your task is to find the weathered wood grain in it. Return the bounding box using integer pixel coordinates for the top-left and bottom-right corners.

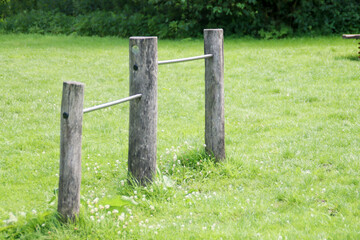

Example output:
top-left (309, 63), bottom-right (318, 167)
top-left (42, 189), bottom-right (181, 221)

top-left (204, 29), bottom-right (225, 161)
top-left (58, 81), bottom-right (84, 221)
top-left (128, 37), bottom-right (158, 185)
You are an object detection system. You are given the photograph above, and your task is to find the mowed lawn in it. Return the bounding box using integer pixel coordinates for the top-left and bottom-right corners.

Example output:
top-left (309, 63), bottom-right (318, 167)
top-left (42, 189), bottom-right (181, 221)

top-left (0, 34), bottom-right (359, 239)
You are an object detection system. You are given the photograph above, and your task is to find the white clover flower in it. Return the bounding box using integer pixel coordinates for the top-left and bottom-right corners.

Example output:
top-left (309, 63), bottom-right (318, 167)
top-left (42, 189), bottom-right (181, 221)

top-left (105, 205), bottom-right (110, 209)
top-left (3, 212), bottom-right (18, 224)
top-left (112, 209), bottom-right (119, 214)
top-left (99, 205), bottom-right (104, 210)
top-left (90, 216), bottom-right (95, 221)
top-left (100, 215), bottom-right (105, 220)
top-left (107, 211), bottom-right (111, 215)
top-left (32, 210), bottom-right (37, 215)
top-left (211, 223), bottom-right (216, 230)
top-left (150, 205), bottom-right (155, 210)
top-left (90, 209), bottom-right (95, 214)
top-left (118, 213), bottom-right (125, 221)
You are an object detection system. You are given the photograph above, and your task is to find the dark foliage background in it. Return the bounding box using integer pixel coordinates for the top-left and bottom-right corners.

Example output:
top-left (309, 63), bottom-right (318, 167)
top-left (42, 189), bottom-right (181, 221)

top-left (0, 0), bottom-right (359, 38)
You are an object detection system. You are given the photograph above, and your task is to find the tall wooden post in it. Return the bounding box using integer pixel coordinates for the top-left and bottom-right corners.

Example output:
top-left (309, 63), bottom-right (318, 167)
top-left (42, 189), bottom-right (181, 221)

top-left (128, 37), bottom-right (158, 185)
top-left (204, 29), bottom-right (225, 161)
top-left (58, 81), bottom-right (84, 221)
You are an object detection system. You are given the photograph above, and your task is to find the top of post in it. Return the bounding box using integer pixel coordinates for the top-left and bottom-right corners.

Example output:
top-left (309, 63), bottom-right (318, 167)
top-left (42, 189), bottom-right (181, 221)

top-left (130, 36), bottom-right (158, 40)
top-left (204, 29), bottom-right (223, 32)
top-left (63, 81), bottom-right (84, 87)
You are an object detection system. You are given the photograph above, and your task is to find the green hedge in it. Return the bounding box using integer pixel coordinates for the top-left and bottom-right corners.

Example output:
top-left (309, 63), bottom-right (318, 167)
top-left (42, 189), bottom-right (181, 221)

top-left (1, 0), bottom-right (360, 38)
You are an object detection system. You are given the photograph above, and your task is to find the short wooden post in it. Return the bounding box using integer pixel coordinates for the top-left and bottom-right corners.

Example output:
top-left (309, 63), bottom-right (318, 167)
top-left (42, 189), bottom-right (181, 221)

top-left (58, 81), bottom-right (84, 221)
top-left (204, 29), bottom-right (225, 161)
top-left (128, 37), bottom-right (158, 185)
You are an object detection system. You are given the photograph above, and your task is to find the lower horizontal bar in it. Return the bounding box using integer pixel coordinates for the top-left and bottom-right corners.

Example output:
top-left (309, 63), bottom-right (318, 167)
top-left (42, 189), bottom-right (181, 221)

top-left (158, 54), bottom-right (213, 65)
top-left (83, 94), bottom-right (142, 113)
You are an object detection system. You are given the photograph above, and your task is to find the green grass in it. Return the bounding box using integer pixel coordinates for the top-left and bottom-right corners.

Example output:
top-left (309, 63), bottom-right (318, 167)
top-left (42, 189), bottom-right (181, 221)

top-left (1, 34), bottom-right (360, 239)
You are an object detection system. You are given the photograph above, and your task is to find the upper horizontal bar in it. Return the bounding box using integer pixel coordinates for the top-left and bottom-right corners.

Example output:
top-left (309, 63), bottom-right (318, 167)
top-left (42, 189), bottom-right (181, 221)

top-left (83, 94), bottom-right (142, 114)
top-left (158, 54), bottom-right (213, 65)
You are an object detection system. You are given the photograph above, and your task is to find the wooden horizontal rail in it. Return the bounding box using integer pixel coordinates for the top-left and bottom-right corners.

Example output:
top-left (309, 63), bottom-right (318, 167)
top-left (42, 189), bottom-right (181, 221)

top-left (83, 94), bottom-right (142, 113)
top-left (158, 54), bottom-right (213, 65)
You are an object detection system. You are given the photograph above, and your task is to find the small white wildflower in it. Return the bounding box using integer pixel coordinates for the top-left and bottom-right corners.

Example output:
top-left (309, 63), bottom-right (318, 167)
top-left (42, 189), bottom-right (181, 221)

top-left (100, 215), bottom-right (105, 220)
top-left (150, 205), bottom-right (155, 210)
top-left (112, 209), bottom-right (119, 214)
top-left (3, 213), bottom-right (18, 224)
top-left (41, 223), bottom-right (46, 227)
top-left (99, 205), bottom-right (104, 210)
top-left (107, 211), bottom-right (111, 215)
top-left (154, 231), bottom-right (158, 235)
top-left (90, 209), bottom-right (95, 214)
top-left (90, 216), bottom-right (95, 221)
top-left (117, 231), bottom-right (121, 235)
top-left (93, 198), bottom-right (99, 204)
top-left (105, 204), bottom-right (110, 209)
top-left (118, 213), bottom-right (125, 221)
top-left (202, 226), bottom-right (207, 230)
top-left (32, 210), bottom-right (37, 215)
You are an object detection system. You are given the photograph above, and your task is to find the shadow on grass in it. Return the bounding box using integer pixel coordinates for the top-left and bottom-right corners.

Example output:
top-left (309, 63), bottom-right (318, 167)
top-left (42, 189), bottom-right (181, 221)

top-left (335, 54), bottom-right (359, 61)
top-left (177, 148), bottom-right (216, 170)
top-left (0, 210), bottom-right (62, 239)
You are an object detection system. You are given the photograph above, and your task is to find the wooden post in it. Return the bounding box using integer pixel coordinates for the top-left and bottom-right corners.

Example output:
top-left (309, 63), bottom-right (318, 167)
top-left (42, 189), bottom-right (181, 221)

top-left (58, 81), bottom-right (84, 221)
top-left (128, 37), bottom-right (158, 185)
top-left (204, 29), bottom-right (225, 161)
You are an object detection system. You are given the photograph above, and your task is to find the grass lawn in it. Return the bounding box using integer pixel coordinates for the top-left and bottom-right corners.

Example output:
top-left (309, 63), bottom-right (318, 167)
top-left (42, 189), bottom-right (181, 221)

top-left (0, 34), bottom-right (359, 239)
